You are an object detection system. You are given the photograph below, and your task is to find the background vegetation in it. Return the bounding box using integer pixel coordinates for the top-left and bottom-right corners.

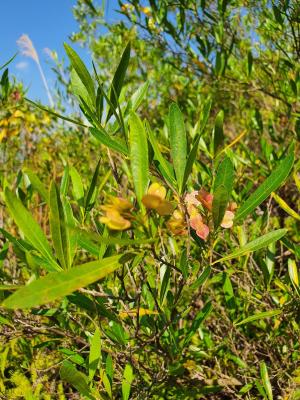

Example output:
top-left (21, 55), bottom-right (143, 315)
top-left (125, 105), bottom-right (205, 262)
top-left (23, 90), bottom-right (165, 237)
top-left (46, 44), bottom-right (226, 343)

top-left (0, 1), bottom-right (300, 398)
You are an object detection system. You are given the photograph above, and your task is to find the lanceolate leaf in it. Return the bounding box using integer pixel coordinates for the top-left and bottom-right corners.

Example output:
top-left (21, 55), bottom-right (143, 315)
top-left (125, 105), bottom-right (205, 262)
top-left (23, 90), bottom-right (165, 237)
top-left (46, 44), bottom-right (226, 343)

top-left (122, 364), bottom-right (134, 400)
top-left (128, 112), bottom-right (149, 205)
top-left (69, 166), bottom-right (85, 207)
top-left (24, 168), bottom-right (49, 204)
top-left (213, 110), bottom-right (224, 156)
top-left (213, 229), bottom-right (287, 264)
top-left (107, 42), bottom-right (131, 122)
top-left (212, 185), bottom-right (229, 228)
top-left (169, 103), bottom-right (187, 193)
top-left (60, 361), bottom-right (95, 400)
top-left (182, 134), bottom-right (201, 189)
top-left (130, 81), bottom-right (149, 112)
top-left (260, 362), bottom-right (273, 400)
top-left (85, 159), bottom-right (101, 213)
top-left (235, 151), bottom-right (294, 223)
top-left (89, 327), bottom-right (101, 381)
top-left (234, 309), bottom-right (281, 326)
top-left (64, 43), bottom-right (95, 105)
top-left (90, 127), bottom-right (129, 156)
top-left (145, 121), bottom-right (176, 187)
top-left (49, 181), bottom-right (71, 270)
top-left (214, 157), bottom-right (234, 194)
top-left (4, 188), bottom-right (60, 271)
top-left (2, 255), bottom-right (122, 309)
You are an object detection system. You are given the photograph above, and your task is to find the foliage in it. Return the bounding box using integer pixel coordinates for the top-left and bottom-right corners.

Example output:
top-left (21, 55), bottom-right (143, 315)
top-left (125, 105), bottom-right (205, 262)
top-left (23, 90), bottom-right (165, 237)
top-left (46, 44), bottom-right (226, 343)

top-left (0, 1), bottom-right (300, 399)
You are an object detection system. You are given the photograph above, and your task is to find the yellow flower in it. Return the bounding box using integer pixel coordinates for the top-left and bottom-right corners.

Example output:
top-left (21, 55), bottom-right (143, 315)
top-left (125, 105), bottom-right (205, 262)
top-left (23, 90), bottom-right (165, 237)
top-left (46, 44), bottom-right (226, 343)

top-left (100, 196), bottom-right (132, 230)
top-left (140, 6), bottom-right (151, 16)
top-left (100, 209), bottom-right (131, 230)
top-left (101, 196), bottom-right (132, 212)
top-left (167, 209), bottom-right (186, 235)
top-left (119, 308), bottom-right (158, 319)
top-left (183, 360), bottom-right (197, 370)
top-left (142, 182), bottom-right (173, 215)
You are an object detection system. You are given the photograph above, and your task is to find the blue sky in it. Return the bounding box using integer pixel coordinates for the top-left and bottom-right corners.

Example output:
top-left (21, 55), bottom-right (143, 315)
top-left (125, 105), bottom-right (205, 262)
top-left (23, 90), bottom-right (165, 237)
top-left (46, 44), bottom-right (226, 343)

top-left (0, 0), bottom-right (120, 104)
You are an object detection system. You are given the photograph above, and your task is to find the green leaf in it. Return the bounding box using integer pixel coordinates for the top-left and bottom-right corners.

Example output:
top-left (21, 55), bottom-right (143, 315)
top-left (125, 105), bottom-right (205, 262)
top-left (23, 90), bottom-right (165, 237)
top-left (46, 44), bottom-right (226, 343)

top-left (182, 134), bottom-right (201, 189)
top-left (128, 112), bottom-right (149, 205)
top-left (60, 361), bottom-right (95, 400)
top-left (90, 127), bottom-right (129, 156)
top-left (60, 165), bottom-right (70, 196)
top-left (23, 168), bottom-right (49, 204)
top-left (184, 301), bottom-right (212, 346)
top-left (160, 265), bottom-right (170, 306)
top-left (260, 362), bottom-right (273, 400)
top-left (85, 159), bottom-right (101, 213)
top-left (2, 255), bottom-right (122, 309)
top-left (70, 166), bottom-right (85, 207)
top-left (0, 53), bottom-right (17, 70)
top-left (169, 103), bottom-right (187, 193)
top-left (247, 50), bottom-right (253, 76)
top-left (4, 188), bottom-right (60, 271)
top-left (122, 364), bottom-right (134, 400)
top-left (212, 185), bottom-right (229, 228)
top-left (190, 266), bottom-right (211, 290)
top-left (130, 81), bottom-right (149, 112)
top-left (107, 42), bottom-right (131, 122)
top-left (235, 151), bottom-right (294, 223)
top-left (70, 68), bottom-right (94, 110)
top-left (64, 43), bottom-right (95, 104)
top-left (199, 98), bottom-right (212, 133)
top-left (234, 309), bottom-right (282, 326)
top-left (213, 110), bottom-right (224, 156)
top-left (145, 121), bottom-right (176, 187)
top-left (213, 229), bottom-right (287, 265)
top-left (25, 98), bottom-right (89, 128)
top-left (214, 157), bottom-right (234, 194)
top-left (89, 327), bottom-right (101, 381)
top-left (223, 272), bottom-right (236, 312)
top-left (49, 181), bottom-right (71, 270)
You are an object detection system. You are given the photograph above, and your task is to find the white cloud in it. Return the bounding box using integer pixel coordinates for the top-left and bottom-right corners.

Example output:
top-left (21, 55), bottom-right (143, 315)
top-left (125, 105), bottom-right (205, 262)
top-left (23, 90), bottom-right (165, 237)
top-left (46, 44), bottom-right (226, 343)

top-left (15, 61), bottom-right (29, 70)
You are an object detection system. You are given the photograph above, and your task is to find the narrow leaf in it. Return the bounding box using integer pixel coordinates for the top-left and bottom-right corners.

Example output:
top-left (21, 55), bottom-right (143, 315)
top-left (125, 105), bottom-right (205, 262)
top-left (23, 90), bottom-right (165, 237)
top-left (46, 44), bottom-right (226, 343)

top-left (169, 103), bottom-right (187, 193)
top-left (122, 364), bottom-right (134, 400)
top-left (234, 309), bottom-right (281, 326)
top-left (214, 157), bottom-right (234, 194)
top-left (85, 159), bottom-right (101, 212)
top-left (213, 229), bottom-right (287, 264)
top-left (49, 181), bottom-right (71, 269)
top-left (213, 110), bottom-right (224, 156)
top-left (212, 185), bottom-right (229, 228)
top-left (107, 42), bottom-right (131, 122)
top-left (60, 361), bottom-right (95, 400)
top-left (272, 192), bottom-right (300, 221)
top-left (128, 112), bottom-right (149, 205)
top-left (235, 151), bottom-right (294, 223)
top-left (64, 43), bottom-right (95, 104)
top-left (89, 327), bottom-right (101, 381)
top-left (90, 127), bottom-right (129, 156)
top-left (24, 168), bottom-right (49, 204)
top-left (25, 98), bottom-right (89, 128)
top-left (2, 255), bottom-right (122, 309)
top-left (70, 166), bottom-right (85, 207)
top-left (260, 362), bottom-right (273, 400)
top-left (145, 121), bottom-right (175, 187)
top-left (4, 188), bottom-right (59, 271)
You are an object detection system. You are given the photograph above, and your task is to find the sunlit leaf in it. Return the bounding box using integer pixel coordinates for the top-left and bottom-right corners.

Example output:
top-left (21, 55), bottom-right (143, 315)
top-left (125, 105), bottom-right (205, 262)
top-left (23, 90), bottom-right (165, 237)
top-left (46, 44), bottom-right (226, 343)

top-left (169, 103), bottom-right (187, 193)
top-left (2, 255), bottom-right (123, 309)
top-left (235, 150), bottom-right (294, 223)
top-left (213, 229), bottom-right (287, 264)
top-left (128, 112), bottom-right (149, 205)
top-left (4, 188), bottom-right (60, 272)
